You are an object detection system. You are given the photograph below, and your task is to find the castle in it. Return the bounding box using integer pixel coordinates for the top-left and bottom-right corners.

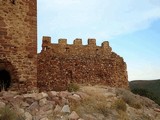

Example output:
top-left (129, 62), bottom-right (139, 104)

top-left (0, 0), bottom-right (128, 92)
top-left (38, 37), bottom-right (128, 91)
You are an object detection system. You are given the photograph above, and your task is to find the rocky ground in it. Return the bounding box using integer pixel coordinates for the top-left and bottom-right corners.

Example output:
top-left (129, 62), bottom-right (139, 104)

top-left (0, 85), bottom-right (160, 120)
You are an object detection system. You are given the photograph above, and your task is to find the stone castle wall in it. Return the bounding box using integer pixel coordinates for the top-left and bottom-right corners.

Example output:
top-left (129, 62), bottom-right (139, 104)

top-left (38, 37), bottom-right (128, 91)
top-left (0, 0), bottom-right (128, 92)
top-left (0, 0), bottom-right (37, 91)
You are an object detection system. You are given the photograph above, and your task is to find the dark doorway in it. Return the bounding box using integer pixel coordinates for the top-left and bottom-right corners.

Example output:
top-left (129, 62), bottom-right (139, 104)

top-left (0, 69), bottom-right (11, 91)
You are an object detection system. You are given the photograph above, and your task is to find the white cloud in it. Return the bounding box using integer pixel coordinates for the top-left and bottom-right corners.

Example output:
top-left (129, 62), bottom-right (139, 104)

top-left (38, 0), bottom-right (160, 80)
top-left (128, 60), bottom-right (160, 80)
top-left (38, 0), bottom-right (160, 40)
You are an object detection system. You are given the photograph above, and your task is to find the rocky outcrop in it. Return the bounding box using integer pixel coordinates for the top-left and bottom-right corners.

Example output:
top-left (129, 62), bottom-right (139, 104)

top-left (0, 86), bottom-right (159, 120)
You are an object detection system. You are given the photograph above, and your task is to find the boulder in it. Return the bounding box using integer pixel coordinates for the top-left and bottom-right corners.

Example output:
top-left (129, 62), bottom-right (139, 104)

top-left (48, 91), bottom-right (58, 97)
top-left (40, 118), bottom-right (49, 120)
top-left (27, 101), bottom-right (39, 111)
top-left (23, 93), bottom-right (37, 99)
top-left (53, 105), bottom-right (62, 113)
top-left (76, 92), bottom-right (89, 100)
top-left (0, 101), bottom-right (5, 108)
top-left (21, 101), bottom-right (30, 107)
top-left (68, 94), bottom-right (81, 102)
top-left (68, 111), bottom-right (79, 120)
top-left (39, 98), bottom-right (48, 106)
top-left (61, 105), bottom-right (70, 113)
top-left (83, 114), bottom-right (97, 120)
top-left (154, 108), bottom-right (160, 112)
top-left (59, 91), bottom-right (70, 98)
top-left (39, 103), bottom-right (53, 112)
top-left (24, 112), bottom-right (32, 120)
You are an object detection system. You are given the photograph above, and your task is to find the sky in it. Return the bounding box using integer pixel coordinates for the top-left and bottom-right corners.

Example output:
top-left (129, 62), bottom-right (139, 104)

top-left (38, 0), bottom-right (160, 81)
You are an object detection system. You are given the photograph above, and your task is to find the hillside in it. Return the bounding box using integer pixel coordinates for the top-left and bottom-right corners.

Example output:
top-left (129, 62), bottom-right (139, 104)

top-left (129, 79), bottom-right (160, 105)
top-left (0, 85), bottom-right (160, 120)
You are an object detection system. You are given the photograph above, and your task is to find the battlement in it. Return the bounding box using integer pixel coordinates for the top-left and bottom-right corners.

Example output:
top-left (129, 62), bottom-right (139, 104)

top-left (102, 41), bottom-right (109, 48)
top-left (88, 38), bottom-right (96, 46)
top-left (58, 39), bottom-right (67, 45)
top-left (42, 36), bottom-right (109, 47)
top-left (43, 36), bottom-right (51, 43)
top-left (42, 36), bottom-right (112, 58)
top-left (74, 38), bottom-right (82, 45)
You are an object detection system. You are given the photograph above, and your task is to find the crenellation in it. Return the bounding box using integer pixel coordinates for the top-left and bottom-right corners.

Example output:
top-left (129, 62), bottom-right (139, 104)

top-left (58, 38), bottom-right (67, 45)
top-left (88, 38), bottom-right (96, 46)
top-left (101, 41), bottom-right (112, 56)
top-left (74, 38), bottom-right (82, 45)
top-left (42, 36), bottom-right (51, 43)
top-left (42, 36), bottom-right (51, 51)
top-left (102, 41), bottom-right (109, 48)
top-left (40, 37), bottom-right (114, 58)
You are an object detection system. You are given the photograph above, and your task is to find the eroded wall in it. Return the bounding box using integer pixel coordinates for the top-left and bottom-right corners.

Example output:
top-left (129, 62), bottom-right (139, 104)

top-left (0, 0), bottom-right (37, 91)
top-left (38, 37), bottom-right (128, 91)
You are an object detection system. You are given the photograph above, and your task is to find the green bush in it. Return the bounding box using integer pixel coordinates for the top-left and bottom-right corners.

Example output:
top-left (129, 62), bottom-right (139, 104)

top-left (67, 83), bottom-right (80, 92)
top-left (131, 88), bottom-right (160, 106)
top-left (0, 106), bottom-right (25, 120)
top-left (131, 88), bottom-right (152, 97)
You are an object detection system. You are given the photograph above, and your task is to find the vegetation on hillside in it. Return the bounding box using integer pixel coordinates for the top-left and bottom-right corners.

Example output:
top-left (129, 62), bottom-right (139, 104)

top-left (67, 83), bottom-right (80, 92)
top-left (131, 88), bottom-right (160, 105)
top-left (0, 86), bottom-right (159, 120)
top-left (129, 79), bottom-right (160, 105)
top-left (0, 106), bottom-right (25, 120)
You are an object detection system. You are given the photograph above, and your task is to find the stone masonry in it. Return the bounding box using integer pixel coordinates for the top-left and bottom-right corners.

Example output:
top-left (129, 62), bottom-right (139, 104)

top-left (0, 0), bottom-right (128, 92)
top-left (38, 37), bottom-right (128, 91)
top-left (0, 0), bottom-right (37, 92)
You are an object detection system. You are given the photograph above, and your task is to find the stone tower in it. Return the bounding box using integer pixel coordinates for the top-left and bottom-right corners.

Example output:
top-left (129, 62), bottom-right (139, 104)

top-left (0, 0), bottom-right (37, 92)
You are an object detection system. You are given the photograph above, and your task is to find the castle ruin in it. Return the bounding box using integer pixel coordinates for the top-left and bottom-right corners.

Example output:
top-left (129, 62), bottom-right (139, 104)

top-left (38, 37), bottom-right (128, 91)
top-left (0, 0), bottom-right (128, 92)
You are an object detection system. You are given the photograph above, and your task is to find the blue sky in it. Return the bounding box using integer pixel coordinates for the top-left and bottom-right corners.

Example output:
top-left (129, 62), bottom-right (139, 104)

top-left (38, 0), bottom-right (160, 80)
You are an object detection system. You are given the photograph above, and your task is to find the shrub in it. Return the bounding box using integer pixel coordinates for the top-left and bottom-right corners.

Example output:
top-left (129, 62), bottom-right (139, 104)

top-left (0, 106), bottom-right (25, 120)
top-left (113, 99), bottom-right (127, 112)
top-left (67, 83), bottom-right (80, 92)
top-left (95, 101), bottom-right (109, 116)
top-left (16, 115), bottom-right (25, 120)
top-left (82, 96), bottom-right (109, 117)
top-left (131, 88), bottom-right (160, 106)
top-left (70, 87), bottom-right (110, 117)
top-left (131, 88), bottom-right (150, 96)
top-left (116, 88), bottom-right (142, 109)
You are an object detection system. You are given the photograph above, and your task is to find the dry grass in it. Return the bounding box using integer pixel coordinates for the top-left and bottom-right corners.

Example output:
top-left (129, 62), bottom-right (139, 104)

top-left (0, 106), bottom-right (25, 120)
top-left (118, 110), bottom-right (129, 120)
top-left (112, 99), bottom-right (127, 112)
top-left (67, 83), bottom-right (80, 92)
top-left (69, 85), bottom-right (153, 119)
top-left (116, 88), bottom-right (142, 109)
top-left (70, 86), bottom-right (110, 117)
